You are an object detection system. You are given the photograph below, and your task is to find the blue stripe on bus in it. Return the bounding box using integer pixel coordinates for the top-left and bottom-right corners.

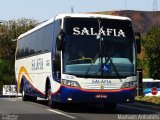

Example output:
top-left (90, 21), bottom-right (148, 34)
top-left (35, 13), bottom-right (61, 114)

top-left (22, 76), bottom-right (46, 98)
top-left (20, 75), bottom-right (136, 103)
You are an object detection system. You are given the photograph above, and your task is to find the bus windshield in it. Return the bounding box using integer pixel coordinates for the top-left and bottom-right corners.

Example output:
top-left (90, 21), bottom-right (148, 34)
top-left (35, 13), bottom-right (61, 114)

top-left (63, 17), bottom-right (136, 78)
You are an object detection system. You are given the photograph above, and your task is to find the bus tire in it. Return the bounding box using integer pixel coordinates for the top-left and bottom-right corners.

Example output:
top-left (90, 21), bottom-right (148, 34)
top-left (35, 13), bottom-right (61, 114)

top-left (47, 86), bottom-right (57, 108)
top-left (104, 103), bottom-right (117, 112)
top-left (22, 85), bottom-right (29, 101)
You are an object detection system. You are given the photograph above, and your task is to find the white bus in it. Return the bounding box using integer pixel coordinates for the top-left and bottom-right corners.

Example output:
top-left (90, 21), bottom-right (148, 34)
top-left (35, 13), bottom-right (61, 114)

top-left (143, 79), bottom-right (160, 96)
top-left (15, 14), bottom-right (141, 110)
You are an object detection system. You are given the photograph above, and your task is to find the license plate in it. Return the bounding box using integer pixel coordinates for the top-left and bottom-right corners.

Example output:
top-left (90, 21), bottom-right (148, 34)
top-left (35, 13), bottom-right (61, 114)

top-left (95, 94), bottom-right (107, 99)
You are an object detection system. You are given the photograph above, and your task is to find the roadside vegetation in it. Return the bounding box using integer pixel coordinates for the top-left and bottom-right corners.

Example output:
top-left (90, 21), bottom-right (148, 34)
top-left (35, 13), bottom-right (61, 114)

top-left (142, 26), bottom-right (160, 79)
top-left (136, 96), bottom-right (160, 105)
top-left (138, 26), bottom-right (160, 78)
top-left (0, 18), bottom-right (38, 93)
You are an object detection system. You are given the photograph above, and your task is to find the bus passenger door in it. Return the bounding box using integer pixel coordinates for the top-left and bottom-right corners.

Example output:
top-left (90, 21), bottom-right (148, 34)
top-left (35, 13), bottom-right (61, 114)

top-left (53, 19), bottom-right (62, 83)
top-left (53, 53), bottom-right (61, 83)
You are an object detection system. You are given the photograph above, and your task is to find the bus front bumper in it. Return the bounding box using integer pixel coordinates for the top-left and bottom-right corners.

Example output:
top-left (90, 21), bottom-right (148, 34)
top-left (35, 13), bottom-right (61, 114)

top-left (51, 85), bottom-right (136, 103)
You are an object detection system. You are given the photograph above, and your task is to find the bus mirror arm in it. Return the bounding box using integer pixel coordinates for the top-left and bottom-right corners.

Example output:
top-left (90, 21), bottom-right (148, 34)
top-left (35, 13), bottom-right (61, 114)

top-left (135, 32), bottom-right (141, 54)
top-left (56, 30), bottom-right (64, 51)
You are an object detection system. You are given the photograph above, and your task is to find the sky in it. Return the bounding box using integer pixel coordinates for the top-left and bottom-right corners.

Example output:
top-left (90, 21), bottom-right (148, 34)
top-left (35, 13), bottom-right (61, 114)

top-left (0, 0), bottom-right (159, 22)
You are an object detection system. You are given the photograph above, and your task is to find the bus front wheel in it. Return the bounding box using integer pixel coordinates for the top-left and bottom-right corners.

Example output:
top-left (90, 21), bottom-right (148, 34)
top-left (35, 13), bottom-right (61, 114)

top-left (22, 86), bottom-right (29, 101)
top-left (47, 86), bottom-right (57, 108)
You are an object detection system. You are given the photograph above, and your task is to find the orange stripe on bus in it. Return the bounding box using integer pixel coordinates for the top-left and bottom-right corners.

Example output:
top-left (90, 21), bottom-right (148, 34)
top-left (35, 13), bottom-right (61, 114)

top-left (17, 66), bottom-right (33, 92)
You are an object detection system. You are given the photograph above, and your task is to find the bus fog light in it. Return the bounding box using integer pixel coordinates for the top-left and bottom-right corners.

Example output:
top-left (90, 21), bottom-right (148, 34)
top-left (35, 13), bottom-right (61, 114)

top-left (68, 98), bottom-right (72, 101)
top-left (126, 99), bottom-right (130, 102)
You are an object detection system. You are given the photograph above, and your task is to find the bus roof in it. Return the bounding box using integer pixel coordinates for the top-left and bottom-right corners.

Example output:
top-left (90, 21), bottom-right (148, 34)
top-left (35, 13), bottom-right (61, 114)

top-left (55, 13), bottom-right (131, 21)
top-left (18, 13), bottom-right (131, 40)
top-left (143, 78), bottom-right (160, 82)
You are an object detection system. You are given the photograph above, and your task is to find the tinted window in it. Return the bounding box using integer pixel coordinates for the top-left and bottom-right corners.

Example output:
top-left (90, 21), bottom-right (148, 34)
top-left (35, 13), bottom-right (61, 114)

top-left (62, 18), bottom-right (135, 77)
top-left (144, 82), bottom-right (160, 88)
top-left (64, 18), bottom-right (134, 38)
top-left (16, 23), bottom-right (53, 59)
top-left (53, 19), bottom-right (61, 81)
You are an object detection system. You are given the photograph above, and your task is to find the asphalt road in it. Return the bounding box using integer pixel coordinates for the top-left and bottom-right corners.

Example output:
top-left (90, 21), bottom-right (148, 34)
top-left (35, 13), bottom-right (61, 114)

top-left (0, 97), bottom-right (160, 120)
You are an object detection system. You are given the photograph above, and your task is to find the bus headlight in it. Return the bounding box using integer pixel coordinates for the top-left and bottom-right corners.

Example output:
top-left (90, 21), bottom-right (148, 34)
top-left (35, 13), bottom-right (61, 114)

top-left (121, 81), bottom-right (137, 88)
top-left (62, 79), bottom-right (81, 87)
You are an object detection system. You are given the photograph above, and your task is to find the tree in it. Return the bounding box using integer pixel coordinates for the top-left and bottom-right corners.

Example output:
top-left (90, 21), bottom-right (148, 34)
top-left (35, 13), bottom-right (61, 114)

top-left (143, 26), bottom-right (160, 79)
top-left (0, 18), bottom-right (38, 61)
top-left (0, 18), bottom-right (38, 92)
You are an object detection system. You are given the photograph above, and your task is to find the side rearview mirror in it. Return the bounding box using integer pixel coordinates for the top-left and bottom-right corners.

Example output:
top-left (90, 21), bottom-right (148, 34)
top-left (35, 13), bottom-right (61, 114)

top-left (135, 32), bottom-right (141, 54)
top-left (56, 30), bottom-right (64, 51)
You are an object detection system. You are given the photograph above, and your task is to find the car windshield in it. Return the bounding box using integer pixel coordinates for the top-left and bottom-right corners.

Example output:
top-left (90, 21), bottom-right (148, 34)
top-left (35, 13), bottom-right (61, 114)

top-left (62, 17), bottom-right (136, 78)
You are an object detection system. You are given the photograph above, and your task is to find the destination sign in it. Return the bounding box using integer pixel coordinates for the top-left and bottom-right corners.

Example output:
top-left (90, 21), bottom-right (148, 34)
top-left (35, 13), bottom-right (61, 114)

top-left (73, 27), bottom-right (126, 37)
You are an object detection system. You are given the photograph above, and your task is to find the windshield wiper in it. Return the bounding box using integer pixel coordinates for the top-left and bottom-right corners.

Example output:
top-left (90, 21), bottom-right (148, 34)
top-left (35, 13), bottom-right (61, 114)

top-left (94, 44), bottom-right (123, 80)
top-left (101, 39), bottom-right (123, 81)
top-left (84, 19), bottom-right (102, 77)
top-left (96, 19), bottom-right (122, 80)
top-left (84, 18), bottom-right (122, 80)
top-left (84, 52), bottom-right (100, 77)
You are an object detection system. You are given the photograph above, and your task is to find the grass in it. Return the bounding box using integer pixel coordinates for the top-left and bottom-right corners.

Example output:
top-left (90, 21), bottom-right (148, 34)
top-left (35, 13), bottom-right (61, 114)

top-left (136, 96), bottom-right (160, 105)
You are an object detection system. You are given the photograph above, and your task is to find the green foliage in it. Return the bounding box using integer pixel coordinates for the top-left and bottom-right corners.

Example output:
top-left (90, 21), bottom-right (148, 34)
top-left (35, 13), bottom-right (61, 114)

top-left (0, 18), bottom-right (38, 91)
top-left (137, 58), bottom-right (149, 78)
top-left (0, 18), bottom-right (38, 61)
top-left (0, 59), bottom-right (15, 94)
top-left (143, 26), bottom-right (160, 79)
